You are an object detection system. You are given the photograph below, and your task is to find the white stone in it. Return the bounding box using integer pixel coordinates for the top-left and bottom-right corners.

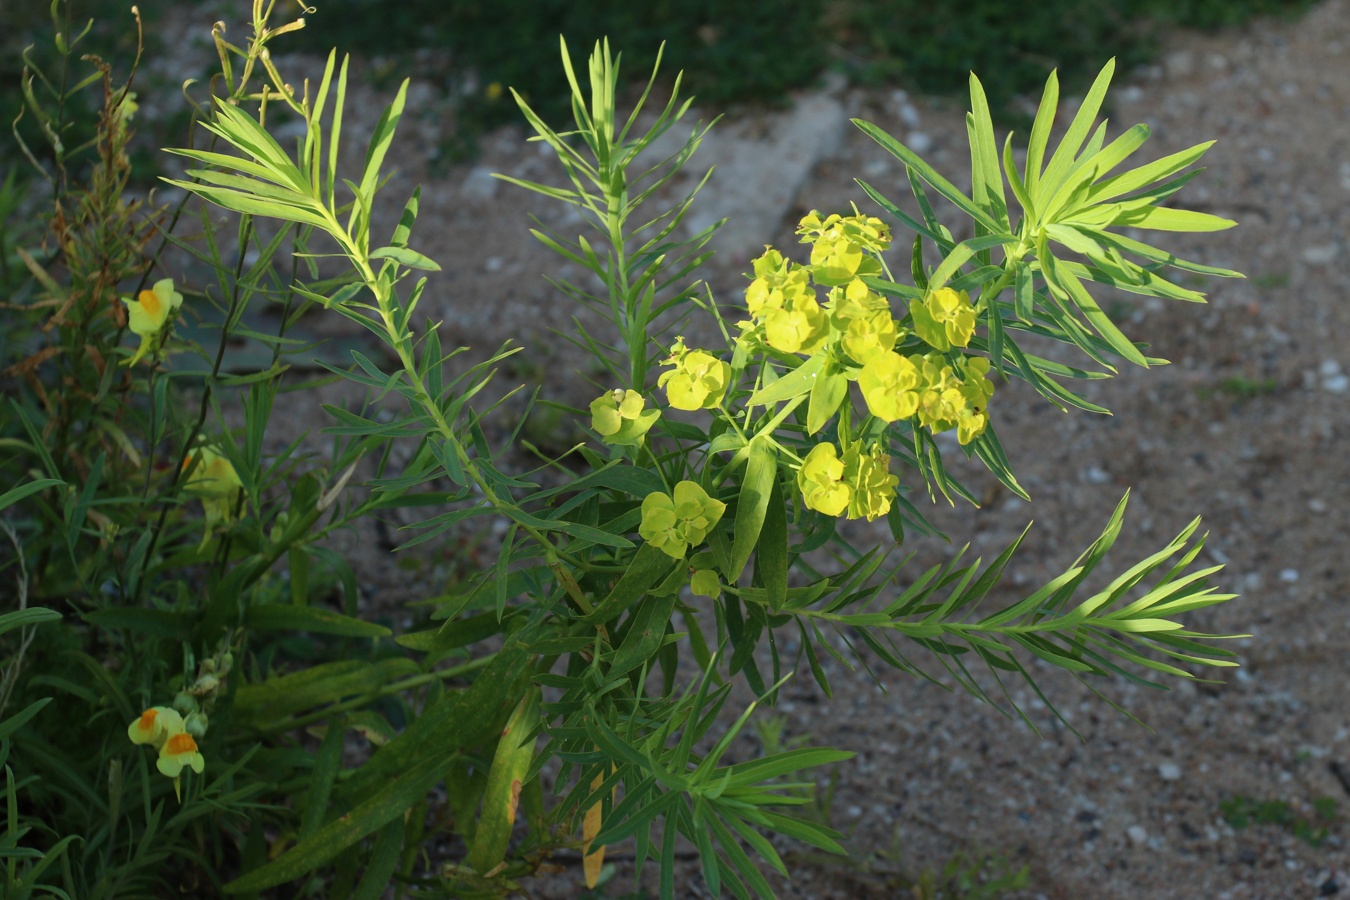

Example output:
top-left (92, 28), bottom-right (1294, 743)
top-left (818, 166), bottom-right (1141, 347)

top-left (1324, 374), bottom-right (1349, 393)
top-left (1302, 244), bottom-right (1338, 264)
top-left (1279, 568), bottom-right (1299, 583)
top-left (907, 131), bottom-right (933, 154)
top-left (461, 166), bottom-right (499, 202)
top-left (1158, 762), bottom-right (1181, 781)
top-left (1127, 825), bottom-right (1148, 845)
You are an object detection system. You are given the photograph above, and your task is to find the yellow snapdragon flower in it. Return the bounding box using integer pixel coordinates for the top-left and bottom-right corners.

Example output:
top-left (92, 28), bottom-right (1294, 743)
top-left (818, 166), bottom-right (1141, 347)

top-left (127, 705), bottom-right (204, 801)
top-left (127, 706), bottom-right (184, 747)
top-left (182, 446), bottom-right (244, 548)
top-left (121, 278), bottom-right (184, 366)
top-left (157, 732), bottom-right (205, 780)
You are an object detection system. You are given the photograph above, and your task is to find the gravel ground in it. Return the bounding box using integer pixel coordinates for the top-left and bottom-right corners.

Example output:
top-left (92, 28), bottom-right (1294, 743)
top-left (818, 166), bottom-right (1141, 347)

top-left (150, 1), bottom-right (1350, 896)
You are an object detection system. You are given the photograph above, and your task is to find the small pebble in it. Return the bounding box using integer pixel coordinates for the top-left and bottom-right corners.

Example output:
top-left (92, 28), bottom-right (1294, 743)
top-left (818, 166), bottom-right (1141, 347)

top-left (485, 256), bottom-right (504, 273)
top-left (1127, 825), bottom-right (1148, 845)
top-left (1309, 498), bottom-right (1329, 513)
top-left (1279, 568), bottom-right (1299, 583)
top-left (1085, 465), bottom-right (1111, 485)
top-left (1159, 763), bottom-right (1182, 781)
top-left (461, 165), bottom-right (499, 201)
top-left (1302, 244), bottom-right (1338, 264)
top-left (907, 131), bottom-right (933, 154)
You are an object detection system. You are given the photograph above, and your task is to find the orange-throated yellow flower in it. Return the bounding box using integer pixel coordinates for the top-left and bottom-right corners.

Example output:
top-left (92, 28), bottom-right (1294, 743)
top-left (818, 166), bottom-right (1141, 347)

top-left (127, 706), bottom-right (184, 748)
top-left (157, 731), bottom-right (205, 779)
top-left (182, 445), bottom-right (244, 548)
top-left (128, 705), bottom-right (204, 801)
top-left (121, 278), bottom-right (184, 366)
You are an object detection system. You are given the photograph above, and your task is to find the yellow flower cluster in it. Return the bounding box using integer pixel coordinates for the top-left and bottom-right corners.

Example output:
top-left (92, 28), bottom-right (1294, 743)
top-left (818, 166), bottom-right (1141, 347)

top-left (738, 209), bottom-right (994, 454)
top-left (658, 337), bottom-right (731, 411)
top-left (796, 208), bottom-right (892, 285)
top-left (910, 286), bottom-right (977, 351)
top-left (859, 351), bottom-right (993, 444)
top-left (638, 481), bottom-right (726, 559)
top-left (590, 388), bottom-right (660, 446)
top-left (743, 250), bottom-right (827, 355)
top-left (796, 440), bottom-right (898, 521)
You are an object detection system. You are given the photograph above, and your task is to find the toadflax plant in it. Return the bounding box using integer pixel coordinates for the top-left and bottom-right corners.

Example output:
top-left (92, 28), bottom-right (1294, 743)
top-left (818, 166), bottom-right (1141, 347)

top-left (29, 4), bottom-right (1242, 893)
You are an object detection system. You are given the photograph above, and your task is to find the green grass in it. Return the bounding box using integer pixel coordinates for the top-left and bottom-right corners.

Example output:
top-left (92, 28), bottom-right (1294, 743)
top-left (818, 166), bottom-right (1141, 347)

top-left (3, 0), bottom-right (1322, 167)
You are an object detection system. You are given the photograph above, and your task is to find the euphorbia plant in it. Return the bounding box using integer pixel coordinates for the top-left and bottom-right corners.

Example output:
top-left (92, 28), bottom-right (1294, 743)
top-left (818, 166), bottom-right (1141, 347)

top-left (151, 16), bottom-right (1242, 897)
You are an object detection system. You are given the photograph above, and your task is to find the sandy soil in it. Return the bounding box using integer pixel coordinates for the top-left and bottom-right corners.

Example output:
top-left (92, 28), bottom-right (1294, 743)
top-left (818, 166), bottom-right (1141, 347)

top-left (149, 1), bottom-right (1350, 896)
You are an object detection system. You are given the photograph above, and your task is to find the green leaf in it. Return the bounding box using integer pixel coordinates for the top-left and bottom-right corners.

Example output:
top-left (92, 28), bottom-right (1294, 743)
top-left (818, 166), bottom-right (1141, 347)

top-left (930, 235), bottom-right (1015, 289)
top-left (351, 815), bottom-right (406, 900)
top-left (0, 608), bottom-right (61, 637)
top-left (224, 752), bottom-right (452, 893)
top-left (339, 629), bottom-right (532, 804)
top-left (83, 608), bottom-right (189, 640)
top-left (852, 119), bottom-right (1002, 234)
top-left (1041, 250), bottom-right (1148, 366)
top-left (1108, 205), bottom-right (1236, 233)
top-left (233, 659), bottom-right (418, 727)
top-left (967, 73), bottom-right (1008, 231)
top-left (1025, 68), bottom-right (1060, 196)
top-left (369, 245), bottom-right (441, 271)
top-left (357, 80), bottom-right (409, 214)
top-left (299, 715), bottom-right (346, 841)
top-left (746, 353), bottom-right (823, 408)
top-left (1085, 140), bottom-right (1215, 206)
top-left (584, 542), bottom-right (679, 623)
top-left (0, 478), bottom-right (62, 513)
top-left (806, 363), bottom-right (847, 435)
top-left (1039, 59), bottom-right (1115, 200)
top-left (467, 688), bottom-right (540, 873)
top-left (245, 604), bottom-right (391, 638)
top-left (609, 593), bottom-right (678, 678)
top-left (0, 698), bottom-right (52, 742)
top-left (755, 475), bottom-right (788, 612)
top-left (502, 506), bottom-right (634, 549)
top-left (729, 438), bottom-right (776, 584)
